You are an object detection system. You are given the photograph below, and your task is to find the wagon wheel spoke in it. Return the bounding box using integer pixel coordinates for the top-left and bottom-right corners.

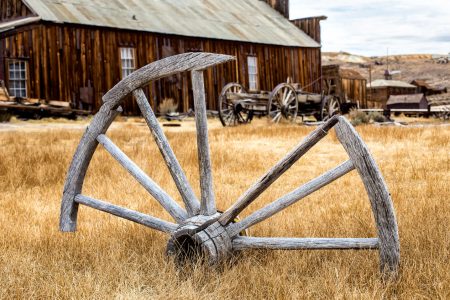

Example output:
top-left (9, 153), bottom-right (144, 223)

top-left (75, 194), bottom-right (178, 234)
top-left (96, 134), bottom-right (188, 223)
top-left (192, 71), bottom-right (217, 215)
top-left (227, 160), bottom-right (355, 236)
top-left (232, 237), bottom-right (379, 250)
top-left (133, 89), bottom-right (200, 216)
top-left (219, 116), bottom-right (339, 225)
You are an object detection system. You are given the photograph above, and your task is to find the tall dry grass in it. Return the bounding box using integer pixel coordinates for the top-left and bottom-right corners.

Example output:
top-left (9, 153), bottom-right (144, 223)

top-left (0, 119), bottom-right (449, 299)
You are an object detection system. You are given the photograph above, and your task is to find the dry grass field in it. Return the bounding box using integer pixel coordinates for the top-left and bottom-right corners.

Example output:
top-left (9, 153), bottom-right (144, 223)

top-left (0, 118), bottom-right (449, 299)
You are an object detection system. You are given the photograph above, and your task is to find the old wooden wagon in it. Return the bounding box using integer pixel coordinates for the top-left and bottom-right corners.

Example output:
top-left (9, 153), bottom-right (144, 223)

top-left (218, 81), bottom-right (340, 126)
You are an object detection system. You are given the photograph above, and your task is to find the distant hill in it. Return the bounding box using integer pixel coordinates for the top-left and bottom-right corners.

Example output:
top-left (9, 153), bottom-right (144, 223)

top-left (322, 52), bottom-right (450, 89)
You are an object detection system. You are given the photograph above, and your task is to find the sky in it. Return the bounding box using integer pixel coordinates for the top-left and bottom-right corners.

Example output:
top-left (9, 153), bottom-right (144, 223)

top-left (290, 0), bottom-right (450, 56)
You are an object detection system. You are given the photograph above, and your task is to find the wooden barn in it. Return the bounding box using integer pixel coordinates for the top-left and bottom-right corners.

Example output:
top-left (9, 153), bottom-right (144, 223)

top-left (322, 64), bottom-right (367, 110)
top-left (386, 94), bottom-right (428, 110)
top-left (0, 0), bottom-right (326, 114)
top-left (367, 79), bottom-right (417, 108)
top-left (410, 79), bottom-right (447, 96)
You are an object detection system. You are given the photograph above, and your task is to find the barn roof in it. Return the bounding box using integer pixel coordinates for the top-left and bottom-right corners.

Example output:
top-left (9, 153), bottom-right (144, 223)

top-left (367, 79), bottom-right (416, 89)
top-left (21, 0), bottom-right (320, 48)
top-left (387, 94), bottom-right (426, 105)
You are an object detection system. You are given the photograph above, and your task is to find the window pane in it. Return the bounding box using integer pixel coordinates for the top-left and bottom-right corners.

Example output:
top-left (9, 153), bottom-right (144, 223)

top-left (8, 60), bottom-right (28, 98)
top-left (120, 48), bottom-right (136, 78)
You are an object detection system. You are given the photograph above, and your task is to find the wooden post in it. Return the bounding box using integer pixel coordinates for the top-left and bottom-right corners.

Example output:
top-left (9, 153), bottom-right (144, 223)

top-left (191, 70), bottom-right (217, 216)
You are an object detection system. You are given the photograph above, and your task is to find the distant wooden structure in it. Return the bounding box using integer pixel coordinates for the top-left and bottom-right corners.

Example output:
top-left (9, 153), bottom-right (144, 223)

top-left (410, 80), bottom-right (447, 96)
top-left (387, 94), bottom-right (428, 110)
top-left (0, 0), bottom-right (325, 115)
top-left (322, 64), bottom-right (367, 110)
top-left (367, 80), bottom-right (417, 108)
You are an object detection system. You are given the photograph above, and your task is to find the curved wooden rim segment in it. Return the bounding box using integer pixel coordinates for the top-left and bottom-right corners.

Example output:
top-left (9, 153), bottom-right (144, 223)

top-left (103, 52), bottom-right (235, 109)
top-left (335, 116), bottom-right (400, 273)
top-left (60, 52), bottom-right (234, 232)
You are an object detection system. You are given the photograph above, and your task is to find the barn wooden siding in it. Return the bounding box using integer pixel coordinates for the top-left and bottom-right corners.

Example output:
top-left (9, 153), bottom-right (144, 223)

top-left (263, 0), bottom-right (289, 19)
top-left (0, 23), bottom-right (321, 114)
top-left (341, 79), bottom-right (367, 108)
top-left (368, 86), bottom-right (417, 108)
top-left (291, 16), bottom-right (327, 44)
top-left (0, 0), bottom-right (34, 22)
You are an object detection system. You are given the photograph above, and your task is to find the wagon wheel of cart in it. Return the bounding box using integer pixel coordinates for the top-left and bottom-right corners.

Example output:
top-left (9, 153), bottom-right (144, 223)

top-left (218, 83), bottom-right (250, 126)
top-left (60, 53), bottom-right (399, 277)
top-left (320, 95), bottom-right (341, 121)
top-left (268, 83), bottom-right (298, 123)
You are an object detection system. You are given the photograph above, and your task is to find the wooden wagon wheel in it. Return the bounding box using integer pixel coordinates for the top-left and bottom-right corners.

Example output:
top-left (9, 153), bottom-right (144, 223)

top-left (320, 95), bottom-right (341, 121)
top-left (218, 83), bottom-right (250, 126)
top-left (268, 83), bottom-right (298, 123)
top-left (60, 53), bottom-right (399, 277)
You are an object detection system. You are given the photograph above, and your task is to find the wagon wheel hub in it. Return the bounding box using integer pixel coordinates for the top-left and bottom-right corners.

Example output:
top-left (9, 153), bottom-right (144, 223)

top-left (166, 214), bottom-right (233, 265)
top-left (60, 53), bottom-right (400, 278)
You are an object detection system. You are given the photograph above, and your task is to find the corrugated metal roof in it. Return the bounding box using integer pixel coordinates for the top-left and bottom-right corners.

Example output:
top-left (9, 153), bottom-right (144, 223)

top-left (387, 94), bottom-right (426, 105)
top-left (22, 0), bottom-right (320, 48)
top-left (367, 80), bottom-right (416, 89)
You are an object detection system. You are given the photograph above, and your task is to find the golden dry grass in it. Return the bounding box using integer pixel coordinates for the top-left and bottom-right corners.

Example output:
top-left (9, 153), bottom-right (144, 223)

top-left (0, 118), bottom-right (449, 299)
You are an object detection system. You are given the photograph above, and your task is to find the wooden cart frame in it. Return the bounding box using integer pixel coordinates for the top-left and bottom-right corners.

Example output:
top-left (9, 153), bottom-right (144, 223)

top-left (218, 81), bottom-right (341, 126)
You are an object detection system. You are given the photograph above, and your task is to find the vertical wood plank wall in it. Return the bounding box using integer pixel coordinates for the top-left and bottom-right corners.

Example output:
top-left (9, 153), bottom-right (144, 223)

top-left (0, 0), bottom-right (35, 22)
top-left (0, 23), bottom-right (322, 114)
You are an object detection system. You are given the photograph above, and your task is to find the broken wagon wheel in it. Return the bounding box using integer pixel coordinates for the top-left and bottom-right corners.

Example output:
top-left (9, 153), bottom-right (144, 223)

top-left (218, 82), bottom-right (250, 126)
top-left (60, 52), bottom-right (399, 277)
top-left (268, 83), bottom-right (298, 123)
top-left (320, 95), bottom-right (341, 121)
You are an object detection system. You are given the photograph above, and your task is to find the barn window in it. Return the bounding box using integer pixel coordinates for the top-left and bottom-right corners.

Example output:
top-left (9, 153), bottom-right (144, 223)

top-left (247, 56), bottom-right (259, 91)
top-left (8, 60), bottom-right (28, 98)
top-left (120, 47), bottom-right (136, 78)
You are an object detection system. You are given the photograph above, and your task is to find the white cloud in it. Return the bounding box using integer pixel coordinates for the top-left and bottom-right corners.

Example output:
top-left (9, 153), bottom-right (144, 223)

top-left (290, 0), bottom-right (450, 56)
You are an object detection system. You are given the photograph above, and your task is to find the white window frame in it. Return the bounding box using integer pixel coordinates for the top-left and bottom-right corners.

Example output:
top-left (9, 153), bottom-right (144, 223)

top-left (247, 56), bottom-right (259, 91)
top-left (120, 47), bottom-right (136, 79)
top-left (8, 59), bottom-right (28, 98)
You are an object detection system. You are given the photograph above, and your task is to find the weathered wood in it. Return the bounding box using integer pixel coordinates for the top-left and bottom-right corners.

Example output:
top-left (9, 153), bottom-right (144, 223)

top-left (335, 116), bottom-right (400, 274)
top-left (227, 160), bottom-right (355, 237)
top-left (232, 237), bottom-right (379, 250)
top-left (191, 70), bottom-right (216, 216)
top-left (133, 88), bottom-right (200, 216)
top-left (96, 134), bottom-right (188, 223)
top-left (219, 115), bottom-right (339, 226)
top-left (60, 106), bottom-right (121, 232)
top-left (1, 23), bottom-right (322, 113)
top-left (103, 53), bottom-right (235, 110)
top-left (226, 92), bottom-right (270, 100)
top-left (75, 194), bottom-right (177, 234)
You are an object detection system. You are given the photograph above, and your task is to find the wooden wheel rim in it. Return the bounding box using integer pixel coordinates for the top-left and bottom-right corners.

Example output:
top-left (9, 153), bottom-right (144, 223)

top-left (268, 83), bottom-right (298, 123)
top-left (218, 83), bottom-right (248, 127)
